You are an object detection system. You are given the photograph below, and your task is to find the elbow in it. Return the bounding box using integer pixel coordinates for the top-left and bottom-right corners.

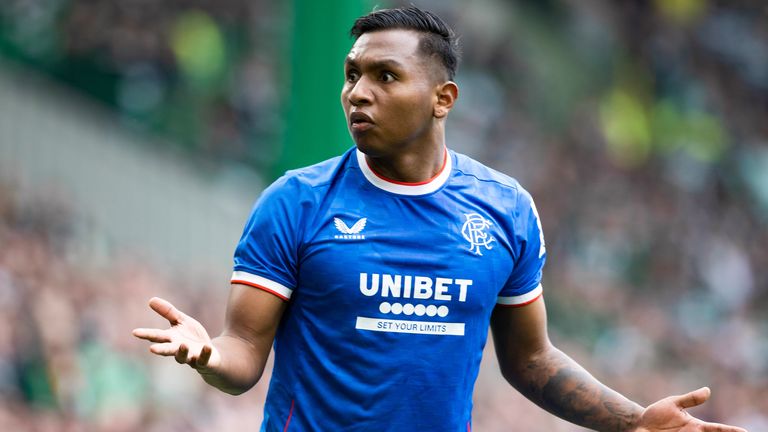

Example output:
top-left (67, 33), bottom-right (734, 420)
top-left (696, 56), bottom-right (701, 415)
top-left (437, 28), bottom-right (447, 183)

top-left (500, 370), bottom-right (516, 387)
top-left (498, 360), bottom-right (526, 388)
top-left (499, 363), bottom-right (535, 388)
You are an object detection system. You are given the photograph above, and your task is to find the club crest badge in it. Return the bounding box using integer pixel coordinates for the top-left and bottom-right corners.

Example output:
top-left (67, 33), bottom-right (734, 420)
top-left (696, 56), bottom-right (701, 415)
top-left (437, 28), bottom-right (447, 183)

top-left (462, 213), bottom-right (495, 255)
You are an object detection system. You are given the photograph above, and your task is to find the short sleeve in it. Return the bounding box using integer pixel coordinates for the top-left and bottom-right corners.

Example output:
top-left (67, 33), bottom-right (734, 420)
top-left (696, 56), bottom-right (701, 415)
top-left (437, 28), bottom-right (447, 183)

top-left (231, 175), bottom-right (306, 301)
top-left (497, 189), bottom-right (547, 307)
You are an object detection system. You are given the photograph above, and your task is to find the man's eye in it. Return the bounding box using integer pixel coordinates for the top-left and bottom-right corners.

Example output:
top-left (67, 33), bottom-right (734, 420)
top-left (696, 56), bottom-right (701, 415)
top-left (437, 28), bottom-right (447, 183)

top-left (346, 71), bottom-right (360, 82)
top-left (380, 72), bottom-right (396, 82)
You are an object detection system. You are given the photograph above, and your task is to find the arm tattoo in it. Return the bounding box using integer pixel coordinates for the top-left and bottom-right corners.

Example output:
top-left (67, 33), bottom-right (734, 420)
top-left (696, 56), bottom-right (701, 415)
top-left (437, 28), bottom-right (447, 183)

top-left (517, 349), bottom-right (642, 431)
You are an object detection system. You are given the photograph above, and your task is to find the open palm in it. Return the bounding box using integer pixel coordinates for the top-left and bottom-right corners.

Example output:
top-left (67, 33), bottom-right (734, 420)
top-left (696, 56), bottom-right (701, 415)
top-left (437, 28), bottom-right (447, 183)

top-left (637, 387), bottom-right (747, 432)
top-left (132, 297), bottom-right (220, 370)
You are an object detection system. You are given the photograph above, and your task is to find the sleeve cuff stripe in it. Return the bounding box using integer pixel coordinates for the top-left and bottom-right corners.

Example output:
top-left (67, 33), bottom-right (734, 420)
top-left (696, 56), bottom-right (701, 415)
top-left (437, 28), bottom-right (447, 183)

top-left (233, 281), bottom-right (290, 301)
top-left (497, 284), bottom-right (543, 307)
top-left (231, 271), bottom-right (293, 300)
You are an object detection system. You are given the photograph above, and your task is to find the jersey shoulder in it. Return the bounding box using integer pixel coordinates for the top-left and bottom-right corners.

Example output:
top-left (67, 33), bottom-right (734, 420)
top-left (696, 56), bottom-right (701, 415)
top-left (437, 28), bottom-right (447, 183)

top-left (451, 150), bottom-right (532, 202)
top-left (282, 148), bottom-right (354, 189)
top-left (267, 148), bottom-right (355, 199)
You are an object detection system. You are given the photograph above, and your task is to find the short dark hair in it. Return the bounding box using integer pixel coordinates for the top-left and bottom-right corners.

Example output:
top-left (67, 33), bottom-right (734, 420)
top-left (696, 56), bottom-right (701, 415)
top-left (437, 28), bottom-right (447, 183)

top-left (350, 6), bottom-right (460, 81)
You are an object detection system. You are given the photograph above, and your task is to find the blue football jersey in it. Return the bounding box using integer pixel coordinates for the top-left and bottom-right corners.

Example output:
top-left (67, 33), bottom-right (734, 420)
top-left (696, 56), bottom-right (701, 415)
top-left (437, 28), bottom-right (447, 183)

top-left (232, 147), bottom-right (546, 432)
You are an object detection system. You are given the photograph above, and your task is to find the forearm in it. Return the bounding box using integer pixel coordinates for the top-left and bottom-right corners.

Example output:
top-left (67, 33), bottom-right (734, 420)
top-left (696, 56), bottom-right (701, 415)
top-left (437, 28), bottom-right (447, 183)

top-left (199, 334), bottom-right (269, 395)
top-left (505, 345), bottom-right (643, 432)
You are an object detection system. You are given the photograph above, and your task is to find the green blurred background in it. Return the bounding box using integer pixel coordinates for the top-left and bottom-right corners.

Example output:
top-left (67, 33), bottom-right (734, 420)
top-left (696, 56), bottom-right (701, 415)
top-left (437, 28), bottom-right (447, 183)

top-left (0, 0), bottom-right (766, 430)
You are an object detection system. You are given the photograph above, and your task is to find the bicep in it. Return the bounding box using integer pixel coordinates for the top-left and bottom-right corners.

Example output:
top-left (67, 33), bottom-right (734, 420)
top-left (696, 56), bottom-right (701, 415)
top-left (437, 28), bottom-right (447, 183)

top-left (222, 283), bottom-right (288, 356)
top-left (490, 295), bottom-right (552, 378)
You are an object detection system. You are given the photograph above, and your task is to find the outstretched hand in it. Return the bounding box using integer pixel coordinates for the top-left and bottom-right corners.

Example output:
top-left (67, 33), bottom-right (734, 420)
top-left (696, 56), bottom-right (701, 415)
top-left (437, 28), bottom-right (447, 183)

top-left (132, 297), bottom-right (221, 372)
top-left (636, 387), bottom-right (747, 432)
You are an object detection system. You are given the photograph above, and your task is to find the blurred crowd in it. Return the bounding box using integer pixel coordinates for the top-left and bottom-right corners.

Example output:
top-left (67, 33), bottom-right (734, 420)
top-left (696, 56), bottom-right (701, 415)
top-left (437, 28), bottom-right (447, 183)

top-left (0, 0), bottom-right (285, 169)
top-left (1, 0), bottom-right (767, 431)
top-left (0, 183), bottom-right (260, 431)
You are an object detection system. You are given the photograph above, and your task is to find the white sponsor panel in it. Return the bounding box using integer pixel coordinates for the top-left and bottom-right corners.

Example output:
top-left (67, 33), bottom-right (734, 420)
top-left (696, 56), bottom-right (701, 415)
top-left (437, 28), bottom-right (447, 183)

top-left (355, 317), bottom-right (465, 336)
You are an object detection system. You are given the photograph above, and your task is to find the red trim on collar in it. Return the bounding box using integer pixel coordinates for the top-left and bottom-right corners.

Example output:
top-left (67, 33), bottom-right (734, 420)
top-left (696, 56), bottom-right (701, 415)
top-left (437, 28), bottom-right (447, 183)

top-left (365, 148), bottom-right (448, 186)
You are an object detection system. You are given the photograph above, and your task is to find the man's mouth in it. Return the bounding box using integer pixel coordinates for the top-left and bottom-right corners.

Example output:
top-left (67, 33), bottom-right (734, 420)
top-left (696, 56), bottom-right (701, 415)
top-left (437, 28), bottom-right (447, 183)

top-left (350, 112), bottom-right (374, 131)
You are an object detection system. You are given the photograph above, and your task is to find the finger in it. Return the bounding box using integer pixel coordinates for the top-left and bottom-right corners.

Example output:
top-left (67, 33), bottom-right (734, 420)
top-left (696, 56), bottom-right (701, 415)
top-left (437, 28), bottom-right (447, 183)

top-left (148, 297), bottom-right (184, 325)
top-left (673, 387), bottom-right (711, 409)
top-left (149, 342), bottom-right (180, 356)
top-left (132, 328), bottom-right (171, 343)
top-left (188, 345), bottom-right (211, 369)
top-left (175, 344), bottom-right (189, 364)
top-left (698, 421), bottom-right (747, 432)
top-left (197, 345), bottom-right (213, 368)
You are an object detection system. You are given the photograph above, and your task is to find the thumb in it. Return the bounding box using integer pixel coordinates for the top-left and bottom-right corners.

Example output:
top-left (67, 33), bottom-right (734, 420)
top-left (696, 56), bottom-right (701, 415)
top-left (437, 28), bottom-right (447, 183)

top-left (673, 387), bottom-right (711, 409)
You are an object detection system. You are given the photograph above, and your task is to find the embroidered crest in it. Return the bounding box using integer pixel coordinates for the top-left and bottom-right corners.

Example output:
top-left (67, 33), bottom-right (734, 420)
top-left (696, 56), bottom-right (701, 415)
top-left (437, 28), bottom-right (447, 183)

top-left (461, 213), bottom-right (495, 255)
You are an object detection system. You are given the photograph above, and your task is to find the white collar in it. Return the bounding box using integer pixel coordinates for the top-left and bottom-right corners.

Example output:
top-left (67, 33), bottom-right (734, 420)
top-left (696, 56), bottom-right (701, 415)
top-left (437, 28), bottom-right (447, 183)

top-left (356, 148), bottom-right (452, 196)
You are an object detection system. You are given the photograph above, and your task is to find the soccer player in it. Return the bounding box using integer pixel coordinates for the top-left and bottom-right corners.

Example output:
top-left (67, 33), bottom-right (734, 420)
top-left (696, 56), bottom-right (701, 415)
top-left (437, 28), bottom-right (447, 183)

top-left (133, 6), bottom-right (748, 432)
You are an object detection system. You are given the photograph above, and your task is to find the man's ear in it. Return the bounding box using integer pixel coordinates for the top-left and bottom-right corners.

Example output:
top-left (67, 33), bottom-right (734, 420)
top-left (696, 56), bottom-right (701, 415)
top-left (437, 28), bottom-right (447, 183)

top-left (434, 81), bottom-right (458, 119)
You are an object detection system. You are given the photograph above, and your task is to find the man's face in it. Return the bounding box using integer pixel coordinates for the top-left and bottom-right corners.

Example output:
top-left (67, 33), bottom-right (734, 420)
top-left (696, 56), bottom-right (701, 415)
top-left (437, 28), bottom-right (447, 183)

top-left (341, 29), bottom-right (441, 156)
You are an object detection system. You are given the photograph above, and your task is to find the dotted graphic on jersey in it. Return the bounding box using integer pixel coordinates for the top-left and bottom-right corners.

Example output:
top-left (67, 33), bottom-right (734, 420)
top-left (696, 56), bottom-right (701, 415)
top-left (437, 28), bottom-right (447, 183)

top-left (379, 302), bottom-right (449, 317)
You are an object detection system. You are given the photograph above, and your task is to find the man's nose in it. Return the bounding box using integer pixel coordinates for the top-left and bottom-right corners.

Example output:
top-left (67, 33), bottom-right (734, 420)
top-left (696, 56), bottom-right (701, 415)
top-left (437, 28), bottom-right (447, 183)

top-left (347, 77), bottom-right (373, 106)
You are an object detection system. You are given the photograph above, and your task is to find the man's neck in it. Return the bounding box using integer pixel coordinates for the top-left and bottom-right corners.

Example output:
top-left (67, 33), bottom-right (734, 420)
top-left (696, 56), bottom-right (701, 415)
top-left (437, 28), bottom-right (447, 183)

top-left (364, 143), bottom-right (447, 184)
